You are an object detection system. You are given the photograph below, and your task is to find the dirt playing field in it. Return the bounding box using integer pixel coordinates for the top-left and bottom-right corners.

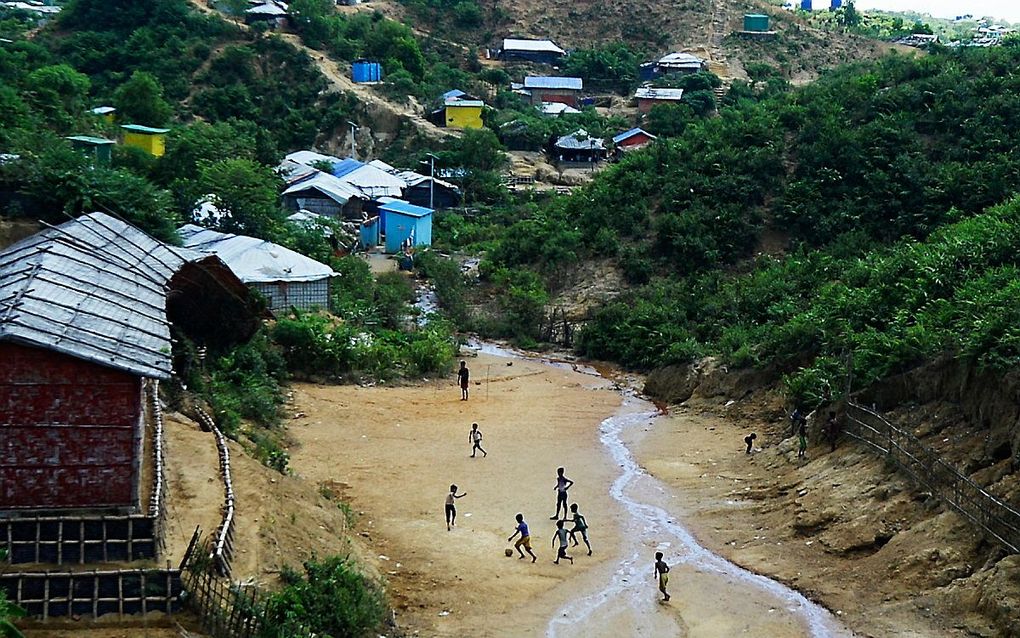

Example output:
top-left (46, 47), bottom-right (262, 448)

top-left (18, 342), bottom-right (992, 638)
top-left (283, 345), bottom-right (962, 637)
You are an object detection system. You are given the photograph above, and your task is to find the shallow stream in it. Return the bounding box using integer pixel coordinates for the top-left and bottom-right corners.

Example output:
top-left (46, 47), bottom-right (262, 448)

top-left (470, 340), bottom-right (855, 637)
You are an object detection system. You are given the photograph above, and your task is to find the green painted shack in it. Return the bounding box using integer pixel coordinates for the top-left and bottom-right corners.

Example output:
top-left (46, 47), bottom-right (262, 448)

top-left (744, 14), bottom-right (770, 32)
top-left (66, 136), bottom-right (116, 166)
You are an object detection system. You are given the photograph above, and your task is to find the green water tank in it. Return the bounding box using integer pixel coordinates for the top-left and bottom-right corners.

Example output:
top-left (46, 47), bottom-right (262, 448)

top-left (744, 14), bottom-right (770, 32)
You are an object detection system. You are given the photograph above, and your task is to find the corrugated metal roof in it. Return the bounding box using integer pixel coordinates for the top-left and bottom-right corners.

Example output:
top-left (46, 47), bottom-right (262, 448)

top-left (178, 225), bottom-right (335, 284)
top-left (612, 127), bottom-right (656, 144)
top-left (66, 135), bottom-right (115, 145)
top-left (120, 124), bottom-right (170, 134)
top-left (379, 200), bottom-right (433, 218)
top-left (0, 213), bottom-right (208, 379)
top-left (441, 89), bottom-right (467, 101)
top-left (524, 76), bottom-right (583, 90)
top-left (554, 129), bottom-right (606, 151)
top-left (502, 38), bottom-right (565, 54)
top-left (446, 99), bottom-right (484, 107)
top-left (89, 106), bottom-right (116, 115)
top-left (635, 87), bottom-right (685, 101)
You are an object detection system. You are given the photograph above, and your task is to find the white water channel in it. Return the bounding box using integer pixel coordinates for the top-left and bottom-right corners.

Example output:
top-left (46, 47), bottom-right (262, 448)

top-left (468, 340), bottom-right (855, 638)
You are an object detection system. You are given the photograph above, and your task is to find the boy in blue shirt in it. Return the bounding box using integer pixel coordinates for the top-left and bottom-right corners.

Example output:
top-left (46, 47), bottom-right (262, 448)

top-left (508, 513), bottom-right (537, 562)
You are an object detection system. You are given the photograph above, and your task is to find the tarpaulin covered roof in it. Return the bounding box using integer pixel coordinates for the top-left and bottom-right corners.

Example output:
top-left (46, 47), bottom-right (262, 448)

top-left (247, 2), bottom-right (288, 16)
top-left (656, 52), bottom-right (704, 69)
top-left (0, 213), bottom-right (209, 379)
top-left (539, 102), bottom-right (581, 116)
top-left (634, 87), bottom-right (685, 101)
top-left (178, 225), bottom-right (335, 284)
top-left (285, 152), bottom-right (406, 198)
top-left (281, 171), bottom-right (365, 205)
top-left (502, 38), bottom-right (565, 54)
top-left (331, 158), bottom-right (364, 178)
top-left (554, 129), bottom-right (606, 150)
top-left (367, 160), bottom-right (460, 193)
top-left (331, 161), bottom-right (406, 198)
top-left (284, 150), bottom-right (341, 167)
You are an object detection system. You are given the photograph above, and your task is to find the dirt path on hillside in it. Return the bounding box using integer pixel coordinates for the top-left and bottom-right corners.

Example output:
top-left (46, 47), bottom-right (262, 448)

top-left (274, 33), bottom-right (456, 144)
top-left (187, 0), bottom-right (454, 144)
top-left (286, 348), bottom-right (875, 637)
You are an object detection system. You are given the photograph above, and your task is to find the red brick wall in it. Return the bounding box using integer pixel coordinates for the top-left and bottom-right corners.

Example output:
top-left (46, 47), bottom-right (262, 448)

top-left (0, 342), bottom-right (141, 511)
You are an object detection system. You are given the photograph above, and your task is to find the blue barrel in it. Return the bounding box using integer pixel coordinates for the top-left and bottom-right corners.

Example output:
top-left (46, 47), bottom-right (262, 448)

top-left (352, 60), bottom-right (383, 83)
top-left (800, 0), bottom-right (811, 9)
top-left (830, 0), bottom-right (842, 7)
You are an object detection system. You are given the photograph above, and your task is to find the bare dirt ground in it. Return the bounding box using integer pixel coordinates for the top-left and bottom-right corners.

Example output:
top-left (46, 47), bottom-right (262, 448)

top-left (281, 347), bottom-right (972, 637)
top-left (285, 352), bottom-right (624, 636)
top-left (630, 394), bottom-right (1010, 638)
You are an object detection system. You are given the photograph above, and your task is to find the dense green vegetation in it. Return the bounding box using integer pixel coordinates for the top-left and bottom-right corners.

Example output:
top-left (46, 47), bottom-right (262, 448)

top-left (258, 556), bottom-right (386, 638)
top-left (0, 0), bottom-right (460, 473)
top-left (0, 0), bottom-right (360, 241)
top-left (0, 552), bottom-right (24, 638)
top-left (417, 45), bottom-right (1020, 403)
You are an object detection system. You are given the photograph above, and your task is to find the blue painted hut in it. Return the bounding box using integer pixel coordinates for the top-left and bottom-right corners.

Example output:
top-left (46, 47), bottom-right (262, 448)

top-left (379, 200), bottom-right (432, 253)
top-left (352, 60), bottom-right (383, 83)
top-left (360, 216), bottom-right (381, 249)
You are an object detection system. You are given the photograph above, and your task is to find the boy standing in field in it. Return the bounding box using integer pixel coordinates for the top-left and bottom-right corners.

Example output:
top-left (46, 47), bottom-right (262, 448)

top-left (567, 503), bottom-right (592, 555)
top-left (469, 422), bottom-right (487, 458)
top-left (551, 467), bottom-right (574, 519)
top-left (552, 520), bottom-right (573, 564)
top-left (508, 513), bottom-right (537, 562)
top-left (654, 552), bottom-right (671, 602)
top-left (457, 360), bottom-right (470, 401)
top-left (445, 484), bottom-right (466, 531)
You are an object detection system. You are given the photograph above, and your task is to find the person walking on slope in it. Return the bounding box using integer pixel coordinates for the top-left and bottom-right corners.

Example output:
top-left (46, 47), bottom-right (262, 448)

top-left (551, 467), bottom-right (574, 519)
top-left (825, 411), bottom-right (839, 452)
top-left (457, 360), bottom-right (470, 401)
top-left (445, 484), bottom-right (467, 531)
top-left (567, 503), bottom-right (592, 556)
top-left (508, 513), bottom-right (537, 562)
top-left (552, 520), bottom-right (573, 564)
top-left (798, 420), bottom-right (808, 459)
top-left (469, 422), bottom-right (487, 458)
top-left (654, 551), bottom-right (671, 602)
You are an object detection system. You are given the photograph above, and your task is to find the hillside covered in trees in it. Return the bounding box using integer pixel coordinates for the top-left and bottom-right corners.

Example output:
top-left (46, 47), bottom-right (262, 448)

top-left (454, 45), bottom-right (1020, 410)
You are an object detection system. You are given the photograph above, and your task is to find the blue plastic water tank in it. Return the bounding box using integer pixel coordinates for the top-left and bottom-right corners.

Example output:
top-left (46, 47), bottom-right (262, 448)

top-left (831, 0), bottom-right (842, 7)
top-left (800, 0), bottom-right (811, 9)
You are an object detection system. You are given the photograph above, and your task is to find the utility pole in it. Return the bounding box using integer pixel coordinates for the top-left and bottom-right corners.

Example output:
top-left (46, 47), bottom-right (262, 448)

top-left (422, 152), bottom-right (439, 209)
top-left (347, 121), bottom-right (359, 159)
